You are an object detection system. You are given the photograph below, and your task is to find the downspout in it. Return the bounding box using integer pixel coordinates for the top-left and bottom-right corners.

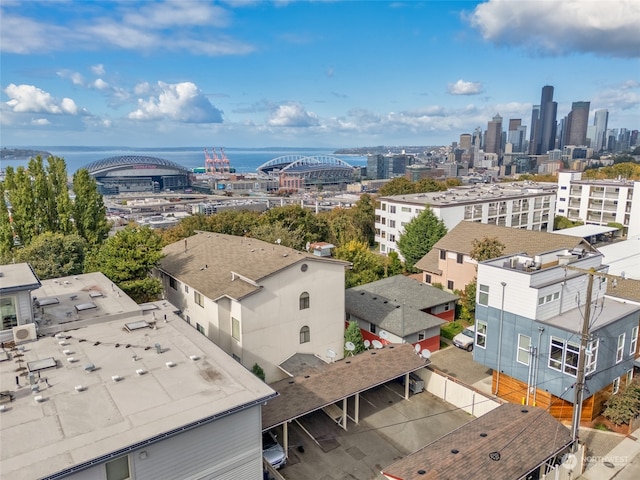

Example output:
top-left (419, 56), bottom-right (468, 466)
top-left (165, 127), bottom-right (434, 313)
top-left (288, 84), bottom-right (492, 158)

top-left (532, 327), bottom-right (544, 406)
top-left (494, 281), bottom-right (507, 396)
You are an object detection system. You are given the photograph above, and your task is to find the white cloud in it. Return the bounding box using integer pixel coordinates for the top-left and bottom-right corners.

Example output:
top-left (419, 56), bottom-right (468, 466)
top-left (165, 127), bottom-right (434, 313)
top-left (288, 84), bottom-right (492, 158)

top-left (91, 64), bottom-right (106, 76)
top-left (123, 1), bottom-right (230, 29)
top-left (93, 78), bottom-right (110, 90)
top-left (267, 103), bottom-right (320, 127)
top-left (4, 84), bottom-right (79, 115)
top-left (593, 80), bottom-right (640, 111)
top-left (468, 0), bottom-right (640, 58)
top-left (57, 70), bottom-right (85, 86)
top-left (134, 82), bottom-right (152, 96)
top-left (129, 81), bottom-right (223, 123)
top-left (31, 118), bottom-right (50, 126)
top-left (448, 79), bottom-right (482, 95)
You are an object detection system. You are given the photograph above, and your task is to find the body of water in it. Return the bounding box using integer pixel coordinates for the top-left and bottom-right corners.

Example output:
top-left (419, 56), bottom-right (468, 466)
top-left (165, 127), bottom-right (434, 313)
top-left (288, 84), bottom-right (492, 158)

top-left (1, 147), bottom-right (367, 175)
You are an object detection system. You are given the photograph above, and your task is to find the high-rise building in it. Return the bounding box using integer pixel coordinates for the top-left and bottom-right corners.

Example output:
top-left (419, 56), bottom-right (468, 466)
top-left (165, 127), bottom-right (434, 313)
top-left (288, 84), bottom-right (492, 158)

top-left (459, 133), bottom-right (472, 151)
top-left (507, 119), bottom-right (526, 153)
top-left (593, 109), bottom-right (609, 152)
top-left (565, 101), bottom-right (590, 146)
top-left (485, 114), bottom-right (503, 157)
top-left (530, 86), bottom-right (557, 155)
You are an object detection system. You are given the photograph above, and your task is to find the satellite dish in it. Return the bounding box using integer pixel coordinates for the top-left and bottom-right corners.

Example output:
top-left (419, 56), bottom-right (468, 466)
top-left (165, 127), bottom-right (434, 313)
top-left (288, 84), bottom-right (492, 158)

top-left (421, 348), bottom-right (432, 359)
top-left (364, 339), bottom-right (371, 349)
top-left (379, 330), bottom-right (389, 340)
top-left (414, 344), bottom-right (421, 353)
top-left (371, 340), bottom-right (383, 349)
top-left (345, 341), bottom-right (355, 351)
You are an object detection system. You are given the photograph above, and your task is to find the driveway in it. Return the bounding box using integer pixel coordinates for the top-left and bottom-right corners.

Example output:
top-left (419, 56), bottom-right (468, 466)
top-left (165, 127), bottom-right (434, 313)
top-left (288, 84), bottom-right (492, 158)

top-left (279, 381), bottom-right (472, 480)
top-left (428, 343), bottom-right (493, 393)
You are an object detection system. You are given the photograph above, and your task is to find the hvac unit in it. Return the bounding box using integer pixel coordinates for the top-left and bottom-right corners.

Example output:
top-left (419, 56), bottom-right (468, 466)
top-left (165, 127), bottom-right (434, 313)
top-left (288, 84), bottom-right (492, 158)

top-left (12, 323), bottom-right (37, 344)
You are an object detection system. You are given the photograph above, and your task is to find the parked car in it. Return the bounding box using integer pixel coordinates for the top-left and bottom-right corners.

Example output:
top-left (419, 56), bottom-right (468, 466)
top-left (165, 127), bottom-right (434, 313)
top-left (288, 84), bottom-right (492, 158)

top-left (453, 325), bottom-right (475, 351)
top-left (263, 430), bottom-right (286, 469)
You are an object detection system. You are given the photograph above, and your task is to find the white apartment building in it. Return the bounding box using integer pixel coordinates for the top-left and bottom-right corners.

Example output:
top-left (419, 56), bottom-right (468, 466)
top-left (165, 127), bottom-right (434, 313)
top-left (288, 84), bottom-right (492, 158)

top-left (556, 171), bottom-right (640, 237)
top-left (376, 182), bottom-right (557, 258)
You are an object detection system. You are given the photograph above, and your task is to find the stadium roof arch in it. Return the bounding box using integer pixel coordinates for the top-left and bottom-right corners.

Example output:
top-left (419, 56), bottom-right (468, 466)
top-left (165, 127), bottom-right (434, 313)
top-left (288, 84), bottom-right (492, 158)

top-left (83, 155), bottom-right (192, 176)
top-left (257, 154), bottom-right (354, 177)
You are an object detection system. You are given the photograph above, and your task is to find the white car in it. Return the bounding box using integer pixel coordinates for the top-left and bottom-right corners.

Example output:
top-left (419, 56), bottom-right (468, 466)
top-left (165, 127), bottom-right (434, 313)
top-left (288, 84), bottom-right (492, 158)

top-left (453, 325), bottom-right (475, 351)
top-left (263, 430), bottom-right (286, 469)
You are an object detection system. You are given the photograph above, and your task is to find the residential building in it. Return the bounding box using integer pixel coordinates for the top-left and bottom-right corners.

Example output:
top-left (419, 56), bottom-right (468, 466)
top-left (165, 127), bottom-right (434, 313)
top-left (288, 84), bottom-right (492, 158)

top-left (415, 222), bottom-right (595, 292)
top-left (555, 171), bottom-right (640, 237)
top-left (0, 263), bottom-right (41, 335)
top-left (381, 403), bottom-right (576, 480)
top-left (156, 232), bottom-right (350, 383)
top-left (473, 248), bottom-right (640, 422)
top-left (0, 271), bottom-right (277, 480)
top-left (345, 275), bottom-right (458, 354)
top-left (375, 181), bottom-right (557, 259)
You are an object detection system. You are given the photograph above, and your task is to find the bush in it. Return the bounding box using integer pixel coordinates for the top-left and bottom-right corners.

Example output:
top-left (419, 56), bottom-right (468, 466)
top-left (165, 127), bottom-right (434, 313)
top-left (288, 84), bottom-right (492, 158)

top-left (441, 320), bottom-right (466, 341)
top-left (251, 363), bottom-right (265, 382)
top-left (604, 378), bottom-right (640, 425)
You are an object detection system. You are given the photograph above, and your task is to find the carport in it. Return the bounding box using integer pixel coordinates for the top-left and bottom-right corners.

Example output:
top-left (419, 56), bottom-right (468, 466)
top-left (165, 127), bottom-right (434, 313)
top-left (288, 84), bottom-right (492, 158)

top-left (262, 343), bottom-right (428, 460)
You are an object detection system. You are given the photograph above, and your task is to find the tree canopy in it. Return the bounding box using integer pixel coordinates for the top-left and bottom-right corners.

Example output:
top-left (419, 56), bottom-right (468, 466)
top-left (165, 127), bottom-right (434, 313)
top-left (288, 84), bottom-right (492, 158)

top-left (378, 177), bottom-right (450, 196)
top-left (470, 236), bottom-right (506, 262)
top-left (13, 232), bottom-right (87, 280)
top-left (396, 206), bottom-right (447, 272)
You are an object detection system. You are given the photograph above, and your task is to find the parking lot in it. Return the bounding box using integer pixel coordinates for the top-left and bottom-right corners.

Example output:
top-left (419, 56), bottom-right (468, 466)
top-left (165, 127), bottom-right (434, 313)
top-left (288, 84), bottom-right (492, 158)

top-left (275, 380), bottom-right (472, 480)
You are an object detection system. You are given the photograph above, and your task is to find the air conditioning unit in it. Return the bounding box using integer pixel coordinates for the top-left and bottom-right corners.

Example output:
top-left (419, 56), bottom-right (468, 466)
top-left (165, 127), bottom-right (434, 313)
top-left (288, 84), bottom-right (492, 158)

top-left (12, 324), bottom-right (37, 344)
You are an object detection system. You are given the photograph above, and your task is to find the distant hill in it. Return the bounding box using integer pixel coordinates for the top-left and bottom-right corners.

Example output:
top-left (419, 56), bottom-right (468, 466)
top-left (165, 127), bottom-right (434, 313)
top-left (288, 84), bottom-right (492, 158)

top-left (334, 146), bottom-right (442, 155)
top-left (1, 148), bottom-right (53, 160)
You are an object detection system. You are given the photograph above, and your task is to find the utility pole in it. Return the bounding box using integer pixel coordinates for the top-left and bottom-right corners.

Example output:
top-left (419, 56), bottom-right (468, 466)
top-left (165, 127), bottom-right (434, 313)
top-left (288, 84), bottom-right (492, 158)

top-left (571, 268), bottom-right (594, 447)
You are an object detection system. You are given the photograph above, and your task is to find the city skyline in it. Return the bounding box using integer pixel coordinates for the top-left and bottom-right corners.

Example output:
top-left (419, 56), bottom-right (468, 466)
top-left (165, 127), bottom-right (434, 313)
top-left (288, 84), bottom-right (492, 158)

top-left (1, 0), bottom-right (639, 149)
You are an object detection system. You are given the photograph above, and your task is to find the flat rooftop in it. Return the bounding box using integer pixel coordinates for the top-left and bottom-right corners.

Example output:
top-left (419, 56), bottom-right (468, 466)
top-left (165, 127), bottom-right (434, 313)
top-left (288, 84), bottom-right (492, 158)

top-left (0, 302), bottom-right (276, 480)
top-left (538, 297), bottom-right (640, 333)
top-left (378, 181), bottom-right (557, 207)
top-left (0, 263), bottom-right (41, 294)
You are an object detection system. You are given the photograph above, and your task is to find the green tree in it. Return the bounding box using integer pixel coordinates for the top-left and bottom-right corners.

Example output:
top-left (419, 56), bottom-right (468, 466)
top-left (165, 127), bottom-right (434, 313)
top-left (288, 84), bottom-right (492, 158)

top-left (48, 156), bottom-right (74, 234)
top-left (351, 193), bottom-right (376, 246)
top-left (385, 251), bottom-right (404, 277)
top-left (378, 177), bottom-right (415, 196)
top-left (554, 215), bottom-right (584, 230)
top-left (14, 232), bottom-right (88, 279)
top-left (396, 207), bottom-right (447, 272)
top-left (470, 236), bottom-right (506, 262)
top-left (323, 207), bottom-right (361, 246)
top-left (72, 169), bottom-right (110, 246)
top-left (604, 379), bottom-right (640, 425)
top-left (0, 183), bottom-right (15, 255)
top-left (3, 166), bottom-right (37, 247)
top-left (29, 156), bottom-right (55, 235)
top-left (415, 178), bottom-right (447, 193)
top-left (84, 225), bottom-right (164, 303)
top-left (333, 240), bottom-right (386, 288)
top-left (344, 321), bottom-right (366, 355)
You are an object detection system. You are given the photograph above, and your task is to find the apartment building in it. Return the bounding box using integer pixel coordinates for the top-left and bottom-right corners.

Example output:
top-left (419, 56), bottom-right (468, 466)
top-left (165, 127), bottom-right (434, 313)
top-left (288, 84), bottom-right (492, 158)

top-left (555, 171), bottom-right (640, 237)
top-left (375, 181), bottom-right (557, 259)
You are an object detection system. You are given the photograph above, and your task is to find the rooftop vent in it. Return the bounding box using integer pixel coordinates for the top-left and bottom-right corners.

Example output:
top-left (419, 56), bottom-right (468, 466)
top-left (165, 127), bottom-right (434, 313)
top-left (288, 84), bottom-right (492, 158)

top-left (165, 361), bottom-right (176, 368)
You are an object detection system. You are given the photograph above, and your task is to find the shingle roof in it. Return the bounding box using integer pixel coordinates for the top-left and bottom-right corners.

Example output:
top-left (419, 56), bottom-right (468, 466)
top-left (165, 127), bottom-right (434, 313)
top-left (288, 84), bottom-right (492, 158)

top-left (346, 289), bottom-right (445, 335)
top-left (381, 403), bottom-right (573, 480)
top-left (606, 277), bottom-right (640, 303)
top-left (262, 343), bottom-right (427, 430)
top-left (415, 222), bottom-right (593, 272)
top-left (349, 275), bottom-right (458, 308)
top-left (159, 232), bottom-right (349, 301)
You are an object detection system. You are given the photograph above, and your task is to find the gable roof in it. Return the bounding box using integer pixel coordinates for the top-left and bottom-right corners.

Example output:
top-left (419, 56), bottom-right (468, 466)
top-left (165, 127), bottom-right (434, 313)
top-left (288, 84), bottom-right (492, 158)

top-left (415, 222), bottom-right (594, 273)
top-left (349, 275), bottom-right (458, 309)
top-left (381, 403), bottom-right (573, 480)
top-left (606, 277), bottom-right (640, 303)
top-left (346, 289), bottom-right (445, 335)
top-left (159, 232), bottom-right (349, 301)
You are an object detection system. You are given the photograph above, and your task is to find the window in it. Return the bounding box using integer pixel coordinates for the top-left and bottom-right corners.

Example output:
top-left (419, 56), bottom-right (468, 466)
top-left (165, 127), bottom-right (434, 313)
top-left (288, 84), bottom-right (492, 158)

top-left (300, 326), bottom-right (310, 344)
top-left (185, 285), bottom-right (189, 293)
top-left (548, 337), bottom-right (580, 376)
top-left (401, 206), bottom-right (411, 213)
top-left (418, 332), bottom-right (425, 341)
top-left (447, 280), bottom-right (454, 290)
top-left (517, 335), bottom-right (531, 365)
top-left (389, 234), bottom-right (396, 242)
top-left (196, 323), bottom-right (205, 335)
top-left (389, 205), bottom-right (396, 213)
top-left (389, 220), bottom-right (396, 228)
top-left (194, 291), bottom-right (204, 307)
top-left (232, 318), bottom-right (240, 340)
top-left (106, 455), bottom-right (129, 480)
top-left (370, 323), bottom-right (376, 334)
top-left (440, 249), bottom-right (447, 260)
top-left (627, 369), bottom-right (634, 385)
top-left (456, 253), bottom-right (464, 264)
top-left (613, 377), bottom-right (620, 394)
top-left (631, 326), bottom-right (638, 355)
top-left (538, 292), bottom-right (560, 305)
top-left (586, 339), bottom-right (599, 375)
top-left (169, 276), bottom-right (177, 290)
top-left (425, 274), bottom-right (432, 284)
top-left (478, 284), bottom-right (489, 306)
top-left (616, 333), bottom-right (625, 363)
top-left (299, 292), bottom-right (310, 310)
top-left (444, 303), bottom-right (450, 311)
top-left (475, 321), bottom-right (487, 349)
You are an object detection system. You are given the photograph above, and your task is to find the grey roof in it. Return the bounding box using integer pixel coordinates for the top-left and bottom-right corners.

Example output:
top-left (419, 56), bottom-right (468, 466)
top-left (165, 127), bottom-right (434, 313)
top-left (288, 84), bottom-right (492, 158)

top-left (83, 155), bottom-right (191, 175)
top-left (598, 235), bottom-right (640, 280)
top-left (551, 224), bottom-right (619, 238)
top-left (382, 403), bottom-right (573, 480)
top-left (606, 277), bottom-right (640, 303)
top-left (0, 263), bottom-right (41, 295)
top-left (415, 222), bottom-right (593, 273)
top-left (349, 275), bottom-right (458, 309)
top-left (539, 297), bottom-right (640, 333)
top-left (159, 232), bottom-right (350, 301)
top-left (346, 289), bottom-right (445, 335)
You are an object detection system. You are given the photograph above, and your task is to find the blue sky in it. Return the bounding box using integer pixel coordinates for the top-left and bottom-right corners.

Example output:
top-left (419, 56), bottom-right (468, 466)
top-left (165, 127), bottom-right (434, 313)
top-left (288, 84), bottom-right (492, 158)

top-left (1, 0), bottom-right (638, 148)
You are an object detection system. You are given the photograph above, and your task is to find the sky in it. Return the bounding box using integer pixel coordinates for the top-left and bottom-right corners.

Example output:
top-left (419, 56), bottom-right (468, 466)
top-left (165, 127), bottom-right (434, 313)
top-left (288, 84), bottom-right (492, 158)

top-left (1, 0), bottom-right (639, 149)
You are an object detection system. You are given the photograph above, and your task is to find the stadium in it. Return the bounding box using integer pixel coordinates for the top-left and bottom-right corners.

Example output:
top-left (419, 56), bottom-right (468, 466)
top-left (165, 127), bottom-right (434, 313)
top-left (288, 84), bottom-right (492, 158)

top-left (257, 154), bottom-right (356, 190)
top-left (83, 155), bottom-right (193, 195)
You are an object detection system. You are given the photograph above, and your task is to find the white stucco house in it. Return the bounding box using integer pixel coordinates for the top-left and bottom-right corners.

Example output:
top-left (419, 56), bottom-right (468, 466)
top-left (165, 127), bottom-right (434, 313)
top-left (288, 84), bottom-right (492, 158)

top-left (156, 232), bottom-right (350, 383)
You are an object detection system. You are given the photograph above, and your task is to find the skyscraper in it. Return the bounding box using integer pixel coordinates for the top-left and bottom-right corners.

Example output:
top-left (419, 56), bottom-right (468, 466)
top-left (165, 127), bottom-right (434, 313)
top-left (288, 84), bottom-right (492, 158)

top-left (593, 109), bottom-right (609, 152)
top-left (565, 101), bottom-right (590, 146)
top-left (508, 118), bottom-right (526, 152)
top-left (530, 86), bottom-right (557, 155)
top-left (459, 133), bottom-right (472, 151)
top-left (485, 114), bottom-right (503, 157)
